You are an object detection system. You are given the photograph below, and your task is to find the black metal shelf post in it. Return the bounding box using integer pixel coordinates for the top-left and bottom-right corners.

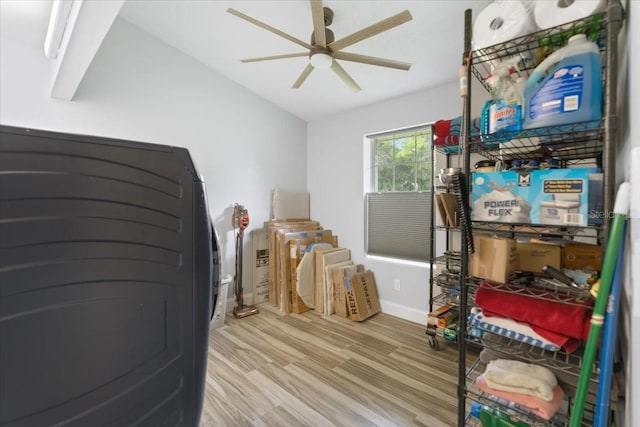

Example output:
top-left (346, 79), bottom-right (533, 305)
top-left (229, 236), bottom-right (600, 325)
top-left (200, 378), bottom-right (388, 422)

top-left (457, 9), bottom-right (473, 427)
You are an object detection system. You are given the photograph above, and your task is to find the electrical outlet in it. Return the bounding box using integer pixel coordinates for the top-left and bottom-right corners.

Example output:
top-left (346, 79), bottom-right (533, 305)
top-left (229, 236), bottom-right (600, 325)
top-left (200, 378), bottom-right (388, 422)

top-left (393, 279), bottom-right (401, 291)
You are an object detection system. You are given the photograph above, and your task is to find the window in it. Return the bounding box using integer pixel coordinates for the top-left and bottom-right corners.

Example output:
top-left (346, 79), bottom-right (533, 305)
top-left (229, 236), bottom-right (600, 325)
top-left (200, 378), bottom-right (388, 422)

top-left (365, 126), bottom-right (433, 262)
top-left (372, 127), bottom-right (432, 192)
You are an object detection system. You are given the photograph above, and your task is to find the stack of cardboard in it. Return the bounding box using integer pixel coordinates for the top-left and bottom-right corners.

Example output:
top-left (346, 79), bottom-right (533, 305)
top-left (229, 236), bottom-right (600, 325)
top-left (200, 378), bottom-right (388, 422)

top-left (253, 218), bottom-right (380, 321)
top-left (267, 220), bottom-right (335, 313)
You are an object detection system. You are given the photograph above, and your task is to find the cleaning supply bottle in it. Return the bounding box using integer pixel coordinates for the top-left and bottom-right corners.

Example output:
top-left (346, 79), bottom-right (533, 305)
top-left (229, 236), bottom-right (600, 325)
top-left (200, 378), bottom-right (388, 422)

top-left (523, 34), bottom-right (602, 129)
top-left (481, 57), bottom-right (523, 137)
top-left (469, 402), bottom-right (531, 427)
top-left (509, 76), bottom-right (527, 121)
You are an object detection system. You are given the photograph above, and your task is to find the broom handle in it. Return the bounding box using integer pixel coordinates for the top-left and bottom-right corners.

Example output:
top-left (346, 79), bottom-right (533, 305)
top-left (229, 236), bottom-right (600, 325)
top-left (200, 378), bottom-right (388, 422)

top-left (594, 221), bottom-right (627, 426)
top-left (570, 182), bottom-right (629, 426)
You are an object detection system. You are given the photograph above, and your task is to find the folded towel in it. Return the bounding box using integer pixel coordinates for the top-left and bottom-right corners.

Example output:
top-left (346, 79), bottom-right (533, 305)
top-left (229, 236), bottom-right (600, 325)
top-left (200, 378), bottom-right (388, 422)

top-left (478, 345), bottom-right (596, 399)
top-left (469, 308), bottom-right (561, 351)
top-left (476, 375), bottom-right (565, 420)
top-left (484, 359), bottom-right (557, 401)
top-left (475, 282), bottom-right (592, 342)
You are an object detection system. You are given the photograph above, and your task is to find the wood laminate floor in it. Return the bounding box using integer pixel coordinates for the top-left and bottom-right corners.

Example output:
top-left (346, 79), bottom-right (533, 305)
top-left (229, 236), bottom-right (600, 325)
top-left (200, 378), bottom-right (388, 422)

top-left (200, 304), bottom-right (466, 427)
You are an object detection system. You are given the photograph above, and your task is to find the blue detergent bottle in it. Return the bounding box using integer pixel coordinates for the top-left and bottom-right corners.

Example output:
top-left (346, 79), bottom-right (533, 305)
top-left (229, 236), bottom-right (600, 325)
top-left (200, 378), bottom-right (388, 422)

top-left (523, 34), bottom-right (602, 129)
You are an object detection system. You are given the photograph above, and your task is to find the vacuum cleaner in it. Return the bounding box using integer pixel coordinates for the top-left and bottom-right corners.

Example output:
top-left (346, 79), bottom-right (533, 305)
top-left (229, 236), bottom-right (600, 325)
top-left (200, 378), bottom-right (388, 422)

top-left (232, 203), bottom-right (259, 319)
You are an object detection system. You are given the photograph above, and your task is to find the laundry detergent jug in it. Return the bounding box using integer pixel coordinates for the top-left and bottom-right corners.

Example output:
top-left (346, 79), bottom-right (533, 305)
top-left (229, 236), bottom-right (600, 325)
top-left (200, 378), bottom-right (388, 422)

top-left (523, 34), bottom-right (602, 129)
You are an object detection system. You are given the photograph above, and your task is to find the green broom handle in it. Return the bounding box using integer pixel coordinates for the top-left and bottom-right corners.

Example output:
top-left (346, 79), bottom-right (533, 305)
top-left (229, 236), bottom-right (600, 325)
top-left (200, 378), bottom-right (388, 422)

top-left (570, 182), bottom-right (630, 426)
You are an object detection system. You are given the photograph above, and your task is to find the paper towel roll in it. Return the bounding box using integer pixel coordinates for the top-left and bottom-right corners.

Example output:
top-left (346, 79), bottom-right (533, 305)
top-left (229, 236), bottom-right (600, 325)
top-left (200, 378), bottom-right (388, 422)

top-left (473, 0), bottom-right (537, 50)
top-left (534, 0), bottom-right (605, 30)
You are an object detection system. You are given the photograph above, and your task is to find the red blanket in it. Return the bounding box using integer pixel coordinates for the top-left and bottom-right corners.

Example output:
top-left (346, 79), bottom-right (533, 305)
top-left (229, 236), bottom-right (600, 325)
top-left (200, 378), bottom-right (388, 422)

top-left (475, 282), bottom-right (592, 351)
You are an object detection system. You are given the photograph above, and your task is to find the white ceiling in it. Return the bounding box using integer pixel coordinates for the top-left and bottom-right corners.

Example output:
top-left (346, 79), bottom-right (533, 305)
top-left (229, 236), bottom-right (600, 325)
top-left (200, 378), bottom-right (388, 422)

top-left (118, 0), bottom-right (486, 121)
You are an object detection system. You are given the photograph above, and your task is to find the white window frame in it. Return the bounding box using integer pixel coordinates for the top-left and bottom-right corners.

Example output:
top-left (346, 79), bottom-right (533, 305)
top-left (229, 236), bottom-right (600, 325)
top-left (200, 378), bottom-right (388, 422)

top-left (364, 125), bottom-right (433, 262)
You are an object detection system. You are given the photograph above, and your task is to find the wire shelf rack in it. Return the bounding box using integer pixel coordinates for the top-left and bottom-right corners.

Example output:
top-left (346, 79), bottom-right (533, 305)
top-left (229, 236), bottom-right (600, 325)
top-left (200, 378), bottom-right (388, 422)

top-left (436, 13), bottom-right (610, 165)
top-left (435, 120), bottom-right (605, 163)
top-left (454, 7), bottom-right (620, 426)
top-left (469, 221), bottom-right (601, 238)
top-left (474, 121), bottom-right (605, 163)
top-left (465, 357), bottom-right (596, 427)
top-left (432, 251), bottom-right (463, 270)
top-left (470, 13), bottom-right (608, 90)
top-left (475, 333), bottom-right (600, 385)
top-left (434, 270), bottom-right (461, 289)
top-left (431, 287), bottom-right (460, 307)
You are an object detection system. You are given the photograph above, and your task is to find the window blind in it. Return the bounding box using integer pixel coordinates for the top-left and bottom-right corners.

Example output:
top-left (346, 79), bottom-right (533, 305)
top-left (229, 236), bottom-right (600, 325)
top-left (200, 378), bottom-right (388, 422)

top-left (365, 191), bottom-right (432, 262)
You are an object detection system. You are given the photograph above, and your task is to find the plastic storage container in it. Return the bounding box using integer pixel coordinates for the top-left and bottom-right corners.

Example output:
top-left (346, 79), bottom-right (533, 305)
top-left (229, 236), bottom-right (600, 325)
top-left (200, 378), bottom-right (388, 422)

top-left (523, 34), bottom-right (602, 129)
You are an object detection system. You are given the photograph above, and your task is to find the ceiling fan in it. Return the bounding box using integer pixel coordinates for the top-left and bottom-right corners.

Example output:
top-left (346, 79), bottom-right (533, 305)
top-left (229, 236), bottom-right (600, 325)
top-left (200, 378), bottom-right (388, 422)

top-left (227, 0), bottom-right (413, 92)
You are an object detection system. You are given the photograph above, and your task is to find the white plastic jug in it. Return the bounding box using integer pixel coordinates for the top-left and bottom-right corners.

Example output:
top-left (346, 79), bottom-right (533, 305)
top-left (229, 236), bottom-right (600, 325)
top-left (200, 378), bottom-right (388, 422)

top-left (523, 34), bottom-right (602, 129)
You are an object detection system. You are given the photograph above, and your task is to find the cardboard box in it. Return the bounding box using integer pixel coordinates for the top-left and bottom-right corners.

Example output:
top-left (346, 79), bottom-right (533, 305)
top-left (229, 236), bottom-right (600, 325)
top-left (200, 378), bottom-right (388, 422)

top-left (271, 189), bottom-right (310, 220)
top-left (288, 242), bottom-right (313, 314)
top-left (266, 220), bottom-right (320, 307)
top-left (469, 234), bottom-right (516, 283)
top-left (564, 243), bottom-right (602, 271)
top-left (345, 270), bottom-right (381, 321)
top-left (471, 168), bottom-right (601, 226)
top-left (515, 241), bottom-right (562, 274)
top-left (437, 309), bottom-right (459, 328)
top-left (428, 303), bottom-right (455, 327)
top-left (435, 193), bottom-right (459, 227)
top-left (290, 241), bottom-right (335, 313)
top-left (530, 237), bottom-right (602, 272)
top-left (332, 264), bottom-right (364, 318)
top-left (588, 174), bottom-right (604, 225)
top-left (315, 248), bottom-right (349, 315)
top-left (279, 231), bottom-right (336, 313)
top-left (252, 228), bottom-right (270, 304)
top-left (324, 261), bottom-right (354, 316)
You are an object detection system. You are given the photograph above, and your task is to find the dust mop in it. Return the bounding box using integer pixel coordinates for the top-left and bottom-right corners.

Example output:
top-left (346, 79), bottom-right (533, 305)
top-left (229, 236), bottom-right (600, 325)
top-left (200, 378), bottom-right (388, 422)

top-left (232, 203), bottom-right (259, 318)
top-left (569, 182), bottom-right (629, 426)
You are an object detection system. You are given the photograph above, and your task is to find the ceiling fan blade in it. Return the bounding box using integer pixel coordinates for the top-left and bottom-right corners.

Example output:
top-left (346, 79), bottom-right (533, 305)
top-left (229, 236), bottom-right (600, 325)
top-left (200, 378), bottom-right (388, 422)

top-left (292, 63), bottom-right (315, 89)
top-left (333, 51), bottom-right (411, 70)
top-left (310, 0), bottom-right (326, 47)
top-left (330, 60), bottom-right (361, 92)
top-left (328, 10), bottom-right (412, 52)
top-left (227, 8), bottom-right (312, 50)
top-left (242, 52), bottom-right (309, 63)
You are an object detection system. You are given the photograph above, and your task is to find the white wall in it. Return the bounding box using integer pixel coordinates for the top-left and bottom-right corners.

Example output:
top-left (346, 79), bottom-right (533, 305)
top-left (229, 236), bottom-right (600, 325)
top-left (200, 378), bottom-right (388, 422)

top-left (0, 17), bottom-right (307, 300)
top-left (618, 0), bottom-right (639, 425)
top-left (307, 79), bottom-right (487, 323)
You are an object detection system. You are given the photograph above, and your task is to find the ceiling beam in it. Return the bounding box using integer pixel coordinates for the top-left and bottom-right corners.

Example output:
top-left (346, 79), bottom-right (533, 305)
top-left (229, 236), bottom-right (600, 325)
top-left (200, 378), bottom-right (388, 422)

top-left (49, 0), bottom-right (124, 101)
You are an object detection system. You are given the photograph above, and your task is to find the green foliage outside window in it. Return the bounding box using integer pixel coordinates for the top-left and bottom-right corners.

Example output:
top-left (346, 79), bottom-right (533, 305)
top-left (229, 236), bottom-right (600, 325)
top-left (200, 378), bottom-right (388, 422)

top-left (373, 128), bottom-right (432, 192)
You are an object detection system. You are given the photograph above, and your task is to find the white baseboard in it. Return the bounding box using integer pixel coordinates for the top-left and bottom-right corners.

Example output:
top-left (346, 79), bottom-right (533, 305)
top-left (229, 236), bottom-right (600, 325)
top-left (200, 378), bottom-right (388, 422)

top-left (379, 299), bottom-right (426, 325)
top-left (221, 294), bottom-right (426, 326)
top-left (225, 292), bottom-right (253, 308)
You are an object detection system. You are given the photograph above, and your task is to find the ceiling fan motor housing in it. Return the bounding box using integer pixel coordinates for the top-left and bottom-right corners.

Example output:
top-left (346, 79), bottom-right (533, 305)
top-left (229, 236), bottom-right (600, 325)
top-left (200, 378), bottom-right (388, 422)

top-left (311, 27), bottom-right (335, 48)
top-left (323, 7), bottom-right (333, 26)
